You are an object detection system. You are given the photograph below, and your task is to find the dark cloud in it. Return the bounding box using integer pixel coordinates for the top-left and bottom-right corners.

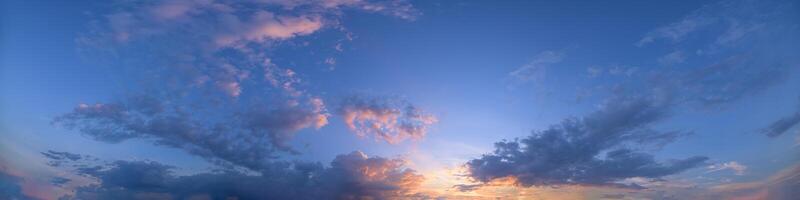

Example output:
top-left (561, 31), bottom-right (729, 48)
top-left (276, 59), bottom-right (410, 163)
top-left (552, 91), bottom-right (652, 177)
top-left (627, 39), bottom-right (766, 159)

top-left (761, 99), bottom-right (800, 137)
top-left (762, 113), bottom-right (800, 138)
top-left (338, 95), bottom-right (438, 144)
top-left (465, 96), bottom-right (707, 187)
top-left (41, 151), bottom-right (82, 162)
top-left (52, 94), bottom-right (329, 171)
top-left (53, 151), bottom-right (425, 200)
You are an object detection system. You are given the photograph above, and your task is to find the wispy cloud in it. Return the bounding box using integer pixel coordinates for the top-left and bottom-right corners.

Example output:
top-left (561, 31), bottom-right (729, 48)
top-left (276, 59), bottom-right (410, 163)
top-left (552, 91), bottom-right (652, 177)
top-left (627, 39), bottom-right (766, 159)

top-left (52, 94), bottom-right (329, 170)
top-left (508, 50), bottom-right (564, 84)
top-left (632, 0), bottom-right (800, 108)
top-left (658, 50), bottom-right (686, 65)
top-left (761, 99), bottom-right (800, 138)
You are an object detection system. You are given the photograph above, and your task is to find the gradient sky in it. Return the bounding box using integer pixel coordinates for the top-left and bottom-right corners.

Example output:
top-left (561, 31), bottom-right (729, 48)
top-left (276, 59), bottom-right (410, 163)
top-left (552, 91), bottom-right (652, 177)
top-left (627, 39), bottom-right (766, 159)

top-left (1, 0), bottom-right (800, 199)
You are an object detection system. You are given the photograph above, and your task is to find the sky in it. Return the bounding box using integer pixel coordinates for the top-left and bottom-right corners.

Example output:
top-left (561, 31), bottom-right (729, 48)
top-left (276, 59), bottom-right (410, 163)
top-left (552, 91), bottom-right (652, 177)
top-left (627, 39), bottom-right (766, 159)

top-left (1, 0), bottom-right (799, 199)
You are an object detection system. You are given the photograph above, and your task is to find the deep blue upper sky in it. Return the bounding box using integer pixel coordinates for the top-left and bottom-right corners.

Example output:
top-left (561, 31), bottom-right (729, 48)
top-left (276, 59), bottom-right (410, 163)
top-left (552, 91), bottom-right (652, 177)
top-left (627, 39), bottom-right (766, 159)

top-left (1, 0), bottom-right (799, 199)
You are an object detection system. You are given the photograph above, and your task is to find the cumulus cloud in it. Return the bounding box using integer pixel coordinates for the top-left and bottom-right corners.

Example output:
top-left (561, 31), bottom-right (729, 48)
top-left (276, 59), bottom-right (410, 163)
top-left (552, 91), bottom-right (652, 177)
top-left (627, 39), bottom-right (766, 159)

top-left (338, 95), bottom-right (438, 144)
top-left (50, 151), bottom-right (425, 200)
top-left (465, 96), bottom-right (707, 188)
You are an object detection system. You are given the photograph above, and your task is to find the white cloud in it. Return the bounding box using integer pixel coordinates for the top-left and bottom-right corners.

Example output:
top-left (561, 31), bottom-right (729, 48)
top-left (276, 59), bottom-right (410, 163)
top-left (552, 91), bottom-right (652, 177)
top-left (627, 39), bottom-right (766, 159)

top-left (508, 51), bottom-right (564, 83)
top-left (707, 161), bottom-right (747, 175)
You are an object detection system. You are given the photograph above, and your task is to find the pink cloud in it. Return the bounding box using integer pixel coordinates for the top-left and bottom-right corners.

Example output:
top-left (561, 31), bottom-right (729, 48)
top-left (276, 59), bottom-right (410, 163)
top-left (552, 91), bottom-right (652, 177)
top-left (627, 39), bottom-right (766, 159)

top-left (340, 96), bottom-right (438, 144)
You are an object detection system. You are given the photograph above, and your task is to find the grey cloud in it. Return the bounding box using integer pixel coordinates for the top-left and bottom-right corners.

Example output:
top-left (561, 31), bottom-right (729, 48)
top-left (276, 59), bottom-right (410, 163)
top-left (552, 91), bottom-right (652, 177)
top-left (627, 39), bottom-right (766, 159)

top-left (54, 151), bottom-right (425, 200)
top-left (50, 177), bottom-right (71, 187)
top-left (53, 94), bottom-right (327, 171)
top-left (761, 100), bottom-right (800, 137)
top-left (41, 151), bottom-right (82, 162)
top-left (465, 96), bottom-right (707, 187)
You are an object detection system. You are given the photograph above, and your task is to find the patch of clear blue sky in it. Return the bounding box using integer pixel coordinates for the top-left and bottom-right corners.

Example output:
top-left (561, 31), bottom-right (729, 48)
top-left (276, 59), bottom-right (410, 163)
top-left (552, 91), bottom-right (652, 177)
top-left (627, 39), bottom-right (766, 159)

top-left (2, 0), bottom-right (797, 181)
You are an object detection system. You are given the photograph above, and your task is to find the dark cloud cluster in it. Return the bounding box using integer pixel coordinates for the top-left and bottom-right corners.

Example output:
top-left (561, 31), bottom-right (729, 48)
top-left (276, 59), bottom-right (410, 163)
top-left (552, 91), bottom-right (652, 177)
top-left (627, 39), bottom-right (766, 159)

top-left (465, 96), bottom-right (708, 188)
top-left (338, 95), bottom-right (438, 144)
top-left (53, 151), bottom-right (426, 200)
top-left (52, 94), bottom-right (327, 171)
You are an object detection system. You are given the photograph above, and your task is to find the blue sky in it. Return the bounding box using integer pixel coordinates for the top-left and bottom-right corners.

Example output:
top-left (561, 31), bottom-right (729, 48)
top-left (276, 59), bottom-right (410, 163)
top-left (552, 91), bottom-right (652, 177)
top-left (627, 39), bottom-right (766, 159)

top-left (1, 0), bottom-right (799, 199)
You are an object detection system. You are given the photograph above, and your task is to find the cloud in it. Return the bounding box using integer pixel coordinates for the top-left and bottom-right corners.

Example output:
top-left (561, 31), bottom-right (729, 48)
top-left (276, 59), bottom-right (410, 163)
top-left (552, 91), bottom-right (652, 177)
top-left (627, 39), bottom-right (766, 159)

top-left (508, 51), bottom-right (564, 83)
top-left (254, 0), bottom-right (421, 20)
top-left (707, 161), bottom-right (748, 175)
top-left (761, 103), bottom-right (800, 137)
top-left (53, 94), bottom-right (329, 171)
top-left (635, 14), bottom-right (714, 46)
top-left (40, 151), bottom-right (82, 162)
top-left (57, 0), bottom-right (420, 179)
top-left (215, 12), bottom-right (324, 47)
top-left (658, 50), bottom-right (686, 65)
top-left (76, 0), bottom-right (420, 101)
top-left (695, 164), bottom-right (800, 200)
top-left (633, 0), bottom-right (800, 108)
top-left (635, 0), bottom-right (781, 47)
top-left (677, 54), bottom-right (795, 107)
top-left (465, 95), bottom-right (707, 188)
top-left (338, 95), bottom-right (438, 144)
top-left (52, 151), bottom-right (425, 200)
